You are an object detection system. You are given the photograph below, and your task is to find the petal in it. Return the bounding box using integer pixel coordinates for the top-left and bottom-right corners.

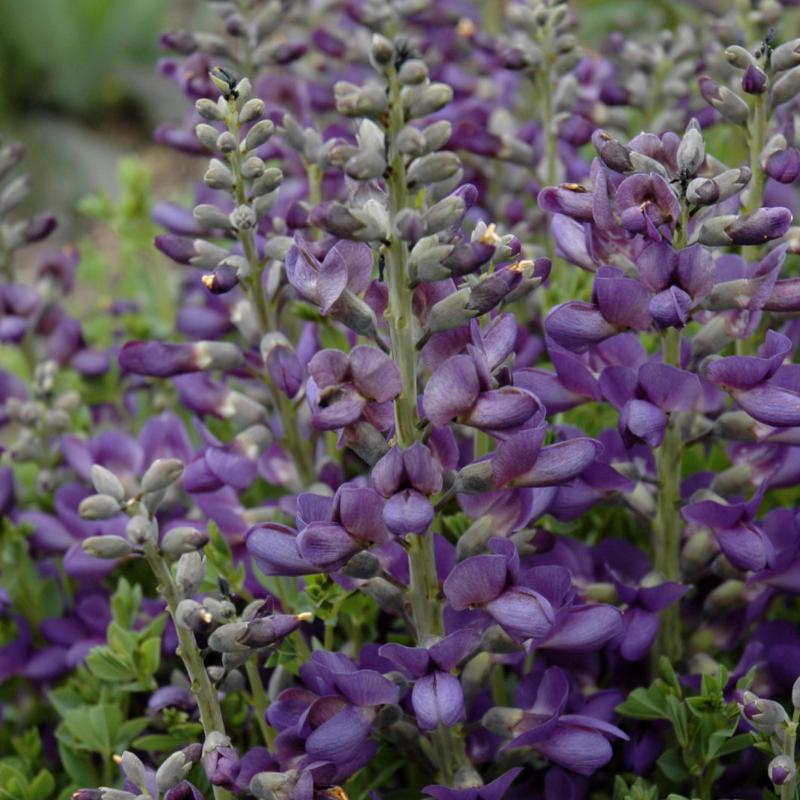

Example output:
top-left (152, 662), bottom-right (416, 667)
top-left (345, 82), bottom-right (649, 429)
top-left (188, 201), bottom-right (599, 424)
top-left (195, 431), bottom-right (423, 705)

top-left (428, 629), bottom-right (481, 672)
top-left (545, 301), bottom-right (618, 352)
top-left (383, 490), bottom-right (434, 535)
top-left (246, 524), bottom-right (317, 577)
top-left (636, 240), bottom-right (676, 292)
top-left (349, 345), bottom-right (402, 402)
top-left (486, 587), bottom-right (555, 641)
top-left (443, 554), bottom-right (508, 610)
top-left (465, 387), bottom-right (543, 430)
top-left (539, 604), bottom-right (623, 652)
top-left (505, 438), bottom-right (602, 488)
top-left (619, 607), bottom-right (660, 661)
top-left (594, 274), bottom-right (652, 330)
top-left (297, 522), bottom-right (360, 571)
top-left (716, 524), bottom-right (772, 572)
top-left (378, 643), bottom-right (431, 677)
top-left (734, 384), bottom-right (800, 427)
top-left (305, 706), bottom-right (372, 764)
top-left (423, 355), bottom-right (480, 426)
top-left (533, 726), bottom-right (613, 776)
top-left (333, 669), bottom-right (400, 707)
top-left (412, 671), bottom-right (465, 731)
top-left (493, 426), bottom-right (546, 487)
top-left (620, 399), bottom-right (666, 448)
top-left (337, 486), bottom-right (388, 544)
top-left (318, 244), bottom-right (354, 313)
top-left (639, 363), bottom-right (701, 411)
top-left (402, 443), bottom-right (443, 495)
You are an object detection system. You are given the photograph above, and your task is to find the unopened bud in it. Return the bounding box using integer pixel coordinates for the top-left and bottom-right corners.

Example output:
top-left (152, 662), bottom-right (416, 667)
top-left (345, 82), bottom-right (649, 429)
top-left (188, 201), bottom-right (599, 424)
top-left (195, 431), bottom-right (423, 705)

top-left (195, 98), bottom-right (225, 121)
top-left (79, 494), bottom-right (121, 520)
top-left (769, 755), bottom-right (796, 786)
top-left (156, 751), bottom-right (192, 794)
top-left (194, 204), bottom-right (233, 230)
top-left (771, 66), bottom-right (800, 106)
top-left (82, 536), bottom-right (134, 559)
top-left (403, 83), bottom-right (453, 119)
top-left (239, 98), bottom-right (264, 124)
top-left (677, 119), bottom-right (705, 176)
top-left (127, 515), bottom-right (157, 546)
top-left (398, 58), bottom-right (428, 85)
top-left (370, 34), bottom-right (394, 66)
top-left (243, 119), bottom-right (275, 152)
top-left (175, 599), bottom-right (213, 633)
top-left (772, 39), bottom-right (800, 73)
top-left (91, 465), bottom-right (125, 502)
top-left (141, 458), bottom-right (184, 494)
top-left (120, 752), bottom-right (147, 790)
top-left (481, 707), bottom-right (524, 737)
top-left (161, 526), bottom-right (209, 556)
top-left (176, 551), bottom-right (206, 596)
top-left (204, 159), bottom-right (234, 191)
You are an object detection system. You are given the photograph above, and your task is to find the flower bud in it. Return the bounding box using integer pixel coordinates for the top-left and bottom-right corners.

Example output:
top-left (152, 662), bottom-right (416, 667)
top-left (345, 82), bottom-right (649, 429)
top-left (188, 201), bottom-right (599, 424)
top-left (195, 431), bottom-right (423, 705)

top-left (772, 39), bottom-right (800, 73)
top-left (481, 707), bottom-right (524, 737)
top-left (142, 458), bottom-right (184, 494)
top-left (698, 77), bottom-right (749, 125)
top-left (243, 119), bottom-right (275, 152)
top-left (724, 45), bottom-right (757, 70)
top-left (176, 552), bottom-right (206, 597)
top-left (82, 536), bottom-right (134, 559)
top-left (78, 494), bottom-right (121, 520)
top-left (677, 119), bottom-right (705, 176)
top-left (175, 599), bottom-right (213, 633)
top-left (120, 752), bottom-right (147, 790)
top-left (741, 64), bottom-right (767, 95)
top-left (766, 148), bottom-right (800, 183)
top-left (250, 772), bottom-right (291, 800)
top-left (239, 612), bottom-right (312, 648)
top-left (769, 755), bottom-right (796, 786)
top-left (771, 66), bottom-right (800, 106)
top-left (407, 152), bottom-right (461, 187)
top-left (204, 159), bottom-right (234, 191)
top-left (370, 33), bottom-right (394, 66)
top-left (91, 465), bottom-right (125, 502)
top-left (195, 123), bottom-right (221, 151)
top-left (740, 692), bottom-right (789, 733)
top-left (195, 98), bottom-right (225, 121)
top-left (161, 526), bottom-right (209, 556)
top-left (403, 83), bottom-right (453, 119)
top-left (398, 58), bottom-right (428, 85)
top-left (156, 751), bottom-right (193, 794)
top-left (422, 120), bottom-right (452, 152)
top-left (194, 204), bottom-right (233, 230)
top-left (238, 98), bottom-right (264, 124)
top-left (341, 550), bottom-right (382, 578)
top-left (208, 622), bottom-right (251, 652)
top-left (127, 515), bottom-right (156, 546)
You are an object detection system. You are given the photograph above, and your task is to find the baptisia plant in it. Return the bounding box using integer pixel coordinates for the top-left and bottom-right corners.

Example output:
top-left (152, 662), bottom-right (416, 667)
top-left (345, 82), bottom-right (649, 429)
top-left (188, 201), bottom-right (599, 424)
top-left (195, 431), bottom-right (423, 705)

top-left (5, 3), bottom-right (800, 800)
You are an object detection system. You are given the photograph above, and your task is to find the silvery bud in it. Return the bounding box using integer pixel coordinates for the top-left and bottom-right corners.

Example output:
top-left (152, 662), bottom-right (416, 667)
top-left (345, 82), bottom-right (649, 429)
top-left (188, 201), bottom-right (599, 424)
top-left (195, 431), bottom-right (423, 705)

top-left (195, 98), bottom-right (225, 121)
top-left (481, 707), bottom-right (525, 737)
top-left (156, 750), bottom-right (192, 793)
top-left (345, 150), bottom-right (386, 181)
top-left (209, 66), bottom-right (238, 99)
top-left (0, 175), bottom-right (30, 215)
top-left (196, 123), bottom-right (221, 151)
top-left (792, 674), bottom-right (800, 709)
top-left (142, 458), bottom-right (184, 494)
top-left (403, 83), bottom-right (453, 119)
top-left (82, 536), bottom-right (134, 559)
top-left (120, 752), bottom-right (147, 790)
top-left (98, 791), bottom-right (136, 800)
top-left (242, 157), bottom-right (265, 180)
top-left (724, 45), bottom-right (757, 70)
top-left (239, 98), bottom-right (264, 124)
top-left (176, 551), bottom-right (206, 596)
top-left (772, 39), bottom-right (800, 73)
top-left (175, 599), bottom-right (213, 632)
top-left (426, 288), bottom-right (477, 334)
top-left (772, 66), bottom-right (800, 107)
top-left (243, 119), bottom-right (275, 152)
top-left (91, 465), bottom-right (125, 502)
top-left (456, 516), bottom-right (494, 560)
top-left (699, 77), bottom-right (749, 125)
top-left (204, 159), bottom-right (235, 191)
top-left (126, 515), bottom-right (156, 546)
top-left (194, 204), bottom-right (233, 230)
top-left (740, 692), bottom-right (790, 733)
top-left (397, 126), bottom-right (426, 157)
top-left (423, 195), bottom-right (468, 235)
top-left (334, 82), bottom-right (388, 118)
top-left (422, 120), bottom-right (452, 152)
top-left (250, 772), bottom-right (291, 800)
top-left (407, 152), bottom-right (461, 187)
top-left (686, 166), bottom-right (751, 206)
top-left (341, 550), bottom-right (381, 579)
top-left (677, 119), bottom-right (705, 176)
top-left (79, 494), bottom-right (121, 520)
top-left (769, 755), bottom-right (796, 786)
top-left (704, 579), bottom-right (745, 613)
top-left (370, 33), bottom-right (394, 66)
top-left (203, 596), bottom-right (236, 622)
top-left (161, 526), bottom-right (209, 556)
top-left (395, 208), bottom-right (423, 243)
top-left (230, 204), bottom-right (257, 230)
top-left (252, 167), bottom-right (283, 197)
top-left (398, 59), bottom-right (428, 85)
top-left (216, 132), bottom-right (238, 153)
top-left (209, 621), bottom-right (251, 652)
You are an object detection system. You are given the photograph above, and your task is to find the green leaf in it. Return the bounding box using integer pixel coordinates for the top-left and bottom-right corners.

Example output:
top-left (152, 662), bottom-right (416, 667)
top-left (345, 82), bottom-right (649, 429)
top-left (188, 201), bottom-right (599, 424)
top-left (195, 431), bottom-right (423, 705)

top-left (55, 742), bottom-right (95, 788)
top-left (656, 747), bottom-right (691, 783)
top-left (28, 770), bottom-right (55, 800)
top-left (114, 718), bottom-right (150, 751)
top-left (616, 685), bottom-right (670, 720)
top-left (665, 694), bottom-right (689, 748)
top-left (709, 732), bottom-right (754, 759)
top-left (85, 647), bottom-right (137, 683)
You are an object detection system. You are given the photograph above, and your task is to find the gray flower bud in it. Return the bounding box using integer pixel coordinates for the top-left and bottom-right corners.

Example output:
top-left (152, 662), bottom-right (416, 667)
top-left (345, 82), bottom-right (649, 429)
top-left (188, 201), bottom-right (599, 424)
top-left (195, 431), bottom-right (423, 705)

top-left (422, 121), bottom-right (452, 153)
top-left (195, 98), bottom-right (225, 121)
top-left (345, 150), bottom-right (387, 181)
top-left (194, 204), bottom-right (233, 230)
top-left (341, 550), bottom-right (381, 579)
top-left (203, 597), bottom-right (236, 622)
top-left (239, 98), bottom-right (264, 124)
top-left (79, 494), bottom-right (121, 521)
top-left (243, 119), bottom-right (275, 152)
top-left (195, 123), bottom-right (221, 151)
top-left (772, 39), bottom-right (800, 73)
top-left (126, 515), bottom-right (156, 546)
top-left (156, 750), bottom-right (191, 793)
top-left (334, 81), bottom-right (388, 118)
top-left (242, 157), bottom-right (265, 180)
top-left (481, 707), bottom-right (524, 737)
top-left (120, 752), bottom-right (147, 790)
top-left (422, 195), bottom-right (467, 235)
top-left (792, 674), bottom-right (800, 709)
top-left (769, 755), bottom-right (796, 786)
top-left (204, 159), bottom-right (235, 191)
top-left (370, 33), bottom-right (394, 66)
top-left (230, 204), bottom-right (257, 231)
top-left (0, 175), bottom-right (31, 216)
top-left (99, 791), bottom-right (136, 800)
top-left (677, 119), bottom-right (705, 176)
top-left (714, 87), bottom-right (750, 125)
top-left (161, 526), bottom-right (209, 556)
top-left (396, 126), bottom-right (426, 157)
top-left (216, 132), bottom-right (238, 153)
top-left (251, 167), bottom-right (283, 197)
top-left (456, 516), bottom-right (494, 560)
top-left (141, 458), bottom-right (184, 494)
top-left (772, 66), bottom-right (800, 107)
top-left (176, 551), bottom-right (206, 596)
top-left (403, 83), bottom-right (453, 119)
top-left (455, 460), bottom-right (495, 494)
top-left (175, 599), bottom-right (213, 632)
top-left (91, 465), bottom-right (125, 502)
top-left (724, 45), bottom-right (757, 70)
top-left (398, 59), bottom-right (428, 85)
top-left (704, 579), bottom-right (746, 614)
top-left (426, 288), bottom-right (477, 333)
top-left (250, 771), bottom-right (291, 800)
top-left (407, 152), bottom-right (461, 187)
top-left (360, 577), bottom-right (405, 616)
top-left (209, 621), bottom-right (251, 652)
top-left (82, 536), bottom-right (134, 559)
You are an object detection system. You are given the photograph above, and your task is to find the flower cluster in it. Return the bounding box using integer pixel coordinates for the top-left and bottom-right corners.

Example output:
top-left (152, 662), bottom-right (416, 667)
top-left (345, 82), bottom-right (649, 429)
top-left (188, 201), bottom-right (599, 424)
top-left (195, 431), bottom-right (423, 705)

top-left (5, 2), bottom-right (800, 800)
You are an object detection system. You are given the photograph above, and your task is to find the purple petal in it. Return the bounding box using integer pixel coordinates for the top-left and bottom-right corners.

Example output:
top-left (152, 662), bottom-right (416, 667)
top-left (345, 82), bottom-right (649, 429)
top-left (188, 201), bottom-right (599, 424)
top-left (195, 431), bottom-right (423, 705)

top-left (540, 604), bottom-right (623, 652)
top-left (349, 346), bottom-right (402, 402)
top-left (423, 355), bottom-right (480, 426)
top-left (333, 669), bottom-right (400, 707)
top-left (734, 384), bottom-right (800, 427)
top-left (639, 363), bottom-right (701, 411)
top-left (412, 671), bottom-right (465, 731)
top-left (305, 706), bottom-right (372, 764)
top-left (545, 302), bottom-right (619, 352)
top-left (443, 555), bottom-right (508, 610)
top-left (383, 490), bottom-right (434, 535)
top-left (486, 587), bottom-right (555, 641)
top-left (297, 522), bottom-right (360, 571)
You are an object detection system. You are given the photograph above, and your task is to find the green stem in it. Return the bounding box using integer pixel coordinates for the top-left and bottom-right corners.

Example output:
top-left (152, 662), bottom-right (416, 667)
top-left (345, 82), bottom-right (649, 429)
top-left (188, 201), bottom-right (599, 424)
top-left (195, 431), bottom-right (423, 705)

top-left (652, 325), bottom-right (683, 665)
top-left (781, 710), bottom-right (799, 800)
top-left (245, 656), bottom-right (275, 747)
top-left (385, 64), bottom-right (419, 448)
top-left (143, 544), bottom-right (231, 800)
top-left (744, 91), bottom-right (767, 215)
top-left (407, 533), bottom-right (444, 642)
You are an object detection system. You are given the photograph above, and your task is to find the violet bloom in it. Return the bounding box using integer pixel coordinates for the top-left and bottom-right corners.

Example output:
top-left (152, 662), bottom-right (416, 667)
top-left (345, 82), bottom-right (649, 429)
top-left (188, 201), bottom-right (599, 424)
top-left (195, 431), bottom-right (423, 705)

top-left (682, 486), bottom-right (773, 572)
top-left (285, 236), bottom-right (373, 314)
top-left (597, 538), bottom-right (688, 660)
top-left (246, 522), bottom-right (318, 577)
top-left (306, 345), bottom-right (401, 431)
top-left (380, 629), bottom-right (479, 731)
top-left (484, 667), bottom-right (628, 776)
top-left (295, 484), bottom-right (389, 571)
top-left (615, 172), bottom-right (680, 239)
top-left (371, 442), bottom-right (443, 535)
top-left (423, 768), bottom-right (523, 800)
top-left (705, 330), bottom-right (800, 427)
top-left (599, 361), bottom-right (702, 448)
